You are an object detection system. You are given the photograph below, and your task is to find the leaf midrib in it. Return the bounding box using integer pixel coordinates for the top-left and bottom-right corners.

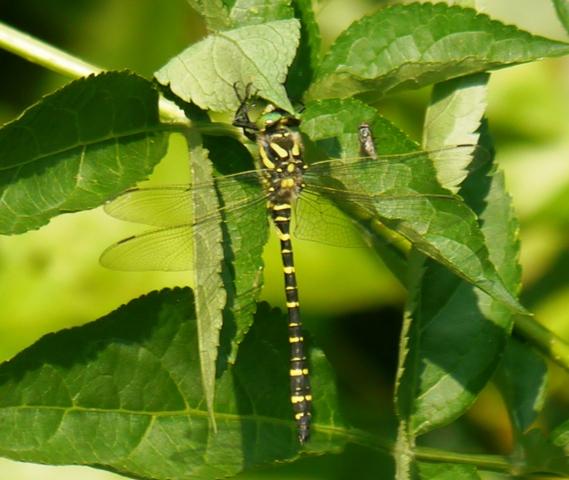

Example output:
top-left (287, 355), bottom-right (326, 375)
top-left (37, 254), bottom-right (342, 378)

top-left (0, 125), bottom-right (169, 173)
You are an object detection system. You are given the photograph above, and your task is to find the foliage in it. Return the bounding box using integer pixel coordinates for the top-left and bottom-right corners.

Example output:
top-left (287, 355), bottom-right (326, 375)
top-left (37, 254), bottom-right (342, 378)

top-left (0, 1), bottom-right (568, 479)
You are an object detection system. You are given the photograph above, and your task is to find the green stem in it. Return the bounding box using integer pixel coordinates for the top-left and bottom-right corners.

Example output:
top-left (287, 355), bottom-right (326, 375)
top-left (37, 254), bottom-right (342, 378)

top-left (415, 445), bottom-right (511, 473)
top-left (0, 20), bottom-right (188, 125)
top-left (514, 314), bottom-right (569, 373)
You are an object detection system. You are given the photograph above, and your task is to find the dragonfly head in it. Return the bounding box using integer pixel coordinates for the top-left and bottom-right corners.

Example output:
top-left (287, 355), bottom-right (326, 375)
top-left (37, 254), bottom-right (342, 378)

top-left (258, 104), bottom-right (300, 132)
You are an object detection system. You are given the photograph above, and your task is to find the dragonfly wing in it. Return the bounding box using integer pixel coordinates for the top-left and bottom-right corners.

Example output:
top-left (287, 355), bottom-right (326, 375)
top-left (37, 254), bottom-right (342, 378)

top-left (306, 144), bottom-right (489, 197)
top-left (104, 170), bottom-right (266, 227)
top-left (294, 190), bottom-right (368, 247)
top-left (101, 174), bottom-right (269, 272)
top-left (104, 186), bottom-right (193, 227)
top-left (100, 224), bottom-right (195, 271)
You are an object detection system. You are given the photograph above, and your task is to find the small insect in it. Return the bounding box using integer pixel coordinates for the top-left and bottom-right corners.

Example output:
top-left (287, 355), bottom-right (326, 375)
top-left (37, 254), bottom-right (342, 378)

top-left (100, 86), bottom-right (481, 444)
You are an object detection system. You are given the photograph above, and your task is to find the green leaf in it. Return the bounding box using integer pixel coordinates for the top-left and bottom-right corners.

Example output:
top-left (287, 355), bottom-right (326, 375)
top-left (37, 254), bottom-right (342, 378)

top-left (552, 418), bottom-right (569, 449)
top-left (519, 429), bottom-right (569, 476)
top-left (185, 130), bottom-right (225, 432)
top-left (396, 73), bottom-right (493, 441)
top-left (186, 0), bottom-right (230, 31)
top-left (302, 99), bottom-right (416, 283)
top-left (0, 71), bottom-right (168, 234)
top-left (204, 136), bottom-right (269, 364)
top-left (229, 0), bottom-right (293, 27)
top-left (154, 19), bottom-right (300, 113)
top-left (307, 3), bottom-right (569, 101)
top-left (0, 289), bottom-right (348, 479)
top-left (494, 339), bottom-right (548, 435)
top-left (552, 0), bottom-right (569, 35)
top-left (395, 72), bottom-right (522, 438)
top-left (300, 99), bottom-right (526, 315)
top-left (423, 73), bottom-right (489, 192)
top-left (285, 0), bottom-right (322, 101)
top-left (416, 462), bottom-right (481, 479)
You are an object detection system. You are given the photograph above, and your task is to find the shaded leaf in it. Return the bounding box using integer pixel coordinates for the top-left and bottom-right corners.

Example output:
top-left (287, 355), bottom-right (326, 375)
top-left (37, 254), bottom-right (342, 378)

top-left (0, 71), bottom-right (168, 234)
top-left (494, 339), bottom-right (548, 434)
top-left (229, 0), bottom-right (293, 27)
top-left (552, 418), bottom-right (569, 449)
top-left (396, 73), bottom-right (488, 439)
top-left (186, 130), bottom-right (225, 432)
top-left (155, 19), bottom-right (300, 113)
top-left (519, 429), bottom-right (569, 476)
top-left (0, 289), bottom-right (348, 479)
top-left (186, 0), bottom-right (230, 31)
top-left (395, 67), bottom-right (522, 436)
top-left (307, 3), bottom-right (569, 101)
top-left (552, 0), bottom-right (569, 35)
top-left (286, 0), bottom-right (322, 101)
top-left (300, 99), bottom-right (526, 315)
top-left (204, 136), bottom-right (269, 365)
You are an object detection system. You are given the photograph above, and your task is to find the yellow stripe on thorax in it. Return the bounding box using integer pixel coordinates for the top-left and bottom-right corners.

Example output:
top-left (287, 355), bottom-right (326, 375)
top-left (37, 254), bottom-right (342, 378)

top-left (259, 147), bottom-right (275, 169)
top-left (270, 142), bottom-right (289, 158)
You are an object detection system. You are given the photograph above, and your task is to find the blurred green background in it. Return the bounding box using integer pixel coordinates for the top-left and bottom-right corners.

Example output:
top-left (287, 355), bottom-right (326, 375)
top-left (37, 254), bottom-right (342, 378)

top-left (0, 0), bottom-right (568, 478)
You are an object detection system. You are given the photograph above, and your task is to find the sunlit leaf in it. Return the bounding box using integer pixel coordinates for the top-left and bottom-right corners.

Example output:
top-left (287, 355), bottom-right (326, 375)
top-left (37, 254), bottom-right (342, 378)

top-left (205, 136), bottom-right (268, 365)
top-left (395, 71), bottom-right (522, 436)
top-left (0, 71), bottom-right (168, 234)
top-left (155, 19), bottom-right (300, 113)
top-left (229, 0), bottom-right (293, 26)
top-left (423, 73), bottom-right (489, 192)
top-left (185, 130), bottom-right (225, 432)
top-left (186, 0), bottom-right (230, 31)
top-left (301, 99), bottom-right (526, 315)
top-left (307, 3), bottom-right (569, 101)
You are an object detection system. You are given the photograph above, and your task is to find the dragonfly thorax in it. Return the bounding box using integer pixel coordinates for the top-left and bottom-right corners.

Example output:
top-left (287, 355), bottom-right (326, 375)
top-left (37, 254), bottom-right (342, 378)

top-left (258, 125), bottom-right (306, 204)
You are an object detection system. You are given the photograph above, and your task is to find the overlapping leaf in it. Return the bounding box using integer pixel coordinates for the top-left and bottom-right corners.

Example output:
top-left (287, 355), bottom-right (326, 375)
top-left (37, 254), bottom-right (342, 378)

top-left (285, 0), bottom-right (322, 100)
top-left (185, 130), bottom-right (226, 432)
top-left (204, 136), bottom-right (268, 364)
top-left (155, 19), bottom-right (300, 113)
top-left (0, 289), bottom-right (348, 479)
top-left (307, 3), bottom-right (569, 101)
top-left (229, 0), bottom-right (293, 27)
top-left (495, 339), bottom-right (548, 434)
top-left (186, 0), bottom-right (230, 31)
top-left (0, 71), bottom-right (168, 234)
top-left (394, 75), bottom-right (524, 444)
top-left (300, 99), bottom-right (525, 315)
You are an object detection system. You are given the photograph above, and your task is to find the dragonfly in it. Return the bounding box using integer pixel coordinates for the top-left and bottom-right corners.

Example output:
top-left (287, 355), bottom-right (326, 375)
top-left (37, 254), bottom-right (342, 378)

top-left (100, 87), bottom-right (483, 444)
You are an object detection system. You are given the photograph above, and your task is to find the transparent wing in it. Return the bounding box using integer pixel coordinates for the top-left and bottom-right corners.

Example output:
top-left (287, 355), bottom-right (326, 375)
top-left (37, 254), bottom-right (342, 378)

top-left (294, 190), bottom-right (368, 247)
top-left (306, 144), bottom-right (488, 198)
top-left (100, 224), bottom-right (195, 271)
top-left (104, 169), bottom-right (267, 227)
top-left (294, 145), bottom-right (485, 247)
top-left (101, 169), bottom-right (269, 272)
top-left (104, 186), bottom-right (193, 227)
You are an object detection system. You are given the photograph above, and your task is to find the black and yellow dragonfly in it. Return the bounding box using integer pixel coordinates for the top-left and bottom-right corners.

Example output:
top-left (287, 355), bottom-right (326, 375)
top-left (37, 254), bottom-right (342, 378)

top-left (100, 91), bottom-right (482, 444)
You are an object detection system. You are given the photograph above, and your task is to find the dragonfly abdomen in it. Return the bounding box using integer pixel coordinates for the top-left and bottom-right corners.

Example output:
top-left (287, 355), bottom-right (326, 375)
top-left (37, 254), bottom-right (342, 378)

top-left (271, 203), bottom-right (312, 444)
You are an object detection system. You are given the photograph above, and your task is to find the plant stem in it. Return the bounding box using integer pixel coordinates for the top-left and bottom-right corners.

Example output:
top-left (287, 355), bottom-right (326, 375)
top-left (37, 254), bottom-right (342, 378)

top-left (415, 445), bottom-right (511, 473)
top-left (0, 20), bottom-right (188, 125)
top-left (514, 314), bottom-right (569, 373)
top-left (0, 21), bottom-right (102, 78)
